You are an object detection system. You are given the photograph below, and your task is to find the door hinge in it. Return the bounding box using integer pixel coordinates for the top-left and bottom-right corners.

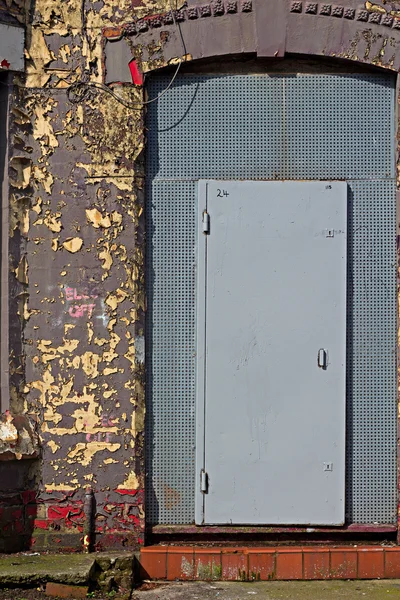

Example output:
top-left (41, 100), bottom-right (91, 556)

top-left (200, 469), bottom-right (209, 493)
top-left (202, 210), bottom-right (210, 234)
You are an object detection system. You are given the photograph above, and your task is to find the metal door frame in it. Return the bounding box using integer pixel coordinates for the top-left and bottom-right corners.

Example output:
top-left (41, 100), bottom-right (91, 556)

top-left (145, 63), bottom-right (399, 536)
top-left (194, 179), bottom-right (348, 526)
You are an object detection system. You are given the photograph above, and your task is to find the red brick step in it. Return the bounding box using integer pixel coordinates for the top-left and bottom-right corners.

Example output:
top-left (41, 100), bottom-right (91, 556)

top-left (140, 546), bottom-right (400, 581)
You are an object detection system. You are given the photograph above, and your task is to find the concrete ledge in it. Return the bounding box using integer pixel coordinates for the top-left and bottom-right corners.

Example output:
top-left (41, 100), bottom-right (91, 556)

top-left (139, 546), bottom-right (400, 581)
top-left (0, 551), bottom-right (138, 589)
top-left (0, 553), bottom-right (96, 586)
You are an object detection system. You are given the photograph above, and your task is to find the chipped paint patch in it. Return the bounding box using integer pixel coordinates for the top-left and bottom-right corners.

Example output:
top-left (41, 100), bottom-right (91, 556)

top-left (63, 237), bottom-right (84, 253)
top-left (117, 471), bottom-right (140, 490)
top-left (68, 442), bottom-right (121, 466)
top-left (0, 414), bottom-right (18, 443)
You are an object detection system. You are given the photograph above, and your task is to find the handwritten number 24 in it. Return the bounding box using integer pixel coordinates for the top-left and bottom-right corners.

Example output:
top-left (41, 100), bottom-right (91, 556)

top-left (217, 189), bottom-right (229, 197)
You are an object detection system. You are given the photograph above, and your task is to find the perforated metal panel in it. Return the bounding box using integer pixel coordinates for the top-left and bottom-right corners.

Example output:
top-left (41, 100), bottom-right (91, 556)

top-left (145, 180), bottom-right (196, 524)
top-left (147, 76), bottom-right (283, 180)
top-left (146, 73), bottom-right (396, 525)
top-left (346, 180), bottom-right (397, 523)
top-left (284, 75), bottom-right (394, 179)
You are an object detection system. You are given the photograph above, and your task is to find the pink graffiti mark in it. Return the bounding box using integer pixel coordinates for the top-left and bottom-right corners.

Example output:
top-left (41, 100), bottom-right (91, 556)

top-left (65, 287), bottom-right (98, 318)
top-left (68, 304), bottom-right (96, 318)
top-left (101, 415), bottom-right (115, 427)
top-left (65, 287), bottom-right (98, 301)
top-left (84, 415), bottom-right (115, 443)
top-left (86, 432), bottom-right (112, 443)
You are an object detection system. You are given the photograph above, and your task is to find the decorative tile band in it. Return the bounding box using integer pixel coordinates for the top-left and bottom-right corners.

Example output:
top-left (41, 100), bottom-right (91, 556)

top-left (106, 0), bottom-right (400, 41)
top-left (290, 1), bottom-right (400, 28)
top-left (122, 0), bottom-right (252, 37)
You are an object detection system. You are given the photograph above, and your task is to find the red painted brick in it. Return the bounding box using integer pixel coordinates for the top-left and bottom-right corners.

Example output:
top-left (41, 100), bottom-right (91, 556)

top-left (248, 550), bottom-right (275, 581)
top-left (21, 490), bottom-right (37, 504)
top-left (221, 550), bottom-right (248, 581)
top-left (140, 548), bottom-right (167, 579)
top-left (45, 583), bottom-right (88, 598)
top-left (276, 550), bottom-right (303, 580)
top-left (11, 508), bottom-right (23, 519)
top-left (358, 548), bottom-right (385, 579)
top-left (384, 548), bottom-right (400, 578)
top-left (194, 549), bottom-right (221, 580)
top-left (47, 506), bottom-right (74, 520)
top-left (330, 549), bottom-right (357, 579)
top-left (47, 505), bottom-right (84, 529)
top-left (114, 489), bottom-right (140, 497)
top-left (303, 549), bottom-right (330, 580)
top-left (26, 505), bottom-right (37, 518)
top-left (0, 495), bottom-right (21, 506)
top-left (167, 548), bottom-right (194, 581)
top-left (14, 515), bottom-right (25, 534)
top-left (34, 519), bottom-right (49, 530)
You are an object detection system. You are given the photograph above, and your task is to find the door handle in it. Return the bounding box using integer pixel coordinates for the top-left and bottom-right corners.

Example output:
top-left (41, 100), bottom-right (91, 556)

top-left (318, 348), bottom-right (328, 370)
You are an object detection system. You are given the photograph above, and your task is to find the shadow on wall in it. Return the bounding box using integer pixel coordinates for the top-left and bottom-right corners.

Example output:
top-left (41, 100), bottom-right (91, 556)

top-left (0, 459), bottom-right (39, 552)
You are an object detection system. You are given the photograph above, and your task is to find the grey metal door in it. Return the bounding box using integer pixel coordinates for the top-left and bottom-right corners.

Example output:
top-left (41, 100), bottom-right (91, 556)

top-left (196, 180), bottom-right (347, 525)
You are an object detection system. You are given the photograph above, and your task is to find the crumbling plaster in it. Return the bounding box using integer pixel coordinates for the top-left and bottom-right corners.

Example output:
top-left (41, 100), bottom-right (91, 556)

top-left (0, 0), bottom-right (163, 549)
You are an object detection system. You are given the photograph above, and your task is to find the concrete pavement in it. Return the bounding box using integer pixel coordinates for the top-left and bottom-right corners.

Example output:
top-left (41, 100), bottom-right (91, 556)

top-left (133, 580), bottom-right (400, 600)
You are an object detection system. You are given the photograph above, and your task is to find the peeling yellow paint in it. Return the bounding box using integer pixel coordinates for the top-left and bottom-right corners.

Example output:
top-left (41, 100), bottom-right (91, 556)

top-left (81, 352), bottom-right (100, 378)
top-left (37, 338), bottom-right (80, 363)
top-left (10, 157), bottom-right (32, 189)
top-left (0, 414), bottom-right (18, 443)
top-left (111, 211), bottom-right (123, 225)
top-left (87, 321), bottom-right (94, 344)
top-left (86, 208), bottom-right (112, 228)
top-left (32, 197), bottom-right (43, 215)
top-left (117, 470), bottom-right (140, 490)
top-left (63, 237), bottom-right (83, 253)
top-left (33, 99), bottom-right (59, 154)
top-left (45, 484), bottom-right (76, 491)
top-left (124, 344), bottom-right (136, 367)
top-left (68, 442), bottom-right (121, 466)
top-left (15, 256), bottom-right (28, 284)
top-left (33, 165), bottom-right (54, 194)
top-left (18, 0), bottom-right (148, 517)
top-left (59, 44), bottom-right (71, 63)
top-left (43, 211), bottom-right (62, 233)
top-left (103, 367), bottom-right (118, 376)
top-left (105, 288), bottom-right (129, 310)
top-left (99, 241), bottom-right (113, 275)
top-left (131, 403), bottom-right (145, 435)
top-left (107, 318), bottom-right (117, 332)
top-left (365, 0), bottom-right (387, 13)
top-left (18, 293), bottom-right (31, 321)
top-left (47, 440), bottom-right (60, 453)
